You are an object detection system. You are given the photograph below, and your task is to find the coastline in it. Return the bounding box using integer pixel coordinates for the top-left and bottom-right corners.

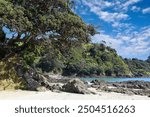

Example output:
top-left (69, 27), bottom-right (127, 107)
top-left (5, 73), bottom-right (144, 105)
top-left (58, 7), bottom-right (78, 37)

top-left (78, 75), bottom-right (150, 78)
top-left (0, 74), bottom-right (150, 100)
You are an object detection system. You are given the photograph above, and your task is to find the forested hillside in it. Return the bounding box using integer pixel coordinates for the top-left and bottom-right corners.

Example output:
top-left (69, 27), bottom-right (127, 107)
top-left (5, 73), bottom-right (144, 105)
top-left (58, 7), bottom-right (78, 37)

top-left (124, 58), bottom-right (150, 77)
top-left (37, 43), bottom-right (131, 77)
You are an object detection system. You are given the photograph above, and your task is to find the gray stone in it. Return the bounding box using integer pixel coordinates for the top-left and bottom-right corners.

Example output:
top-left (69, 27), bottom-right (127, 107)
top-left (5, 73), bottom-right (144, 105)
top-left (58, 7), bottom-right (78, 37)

top-left (50, 84), bottom-right (62, 92)
top-left (91, 84), bottom-right (100, 89)
top-left (15, 64), bottom-right (54, 90)
top-left (103, 87), bottom-right (134, 95)
top-left (36, 86), bottom-right (47, 92)
top-left (62, 79), bottom-right (93, 94)
top-left (91, 80), bottom-right (108, 89)
top-left (112, 81), bottom-right (150, 89)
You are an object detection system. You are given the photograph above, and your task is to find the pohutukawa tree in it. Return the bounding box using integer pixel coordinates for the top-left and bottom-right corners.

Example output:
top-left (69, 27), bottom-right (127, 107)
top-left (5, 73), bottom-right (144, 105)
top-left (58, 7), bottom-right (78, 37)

top-left (0, 0), bottom-right (96, 57)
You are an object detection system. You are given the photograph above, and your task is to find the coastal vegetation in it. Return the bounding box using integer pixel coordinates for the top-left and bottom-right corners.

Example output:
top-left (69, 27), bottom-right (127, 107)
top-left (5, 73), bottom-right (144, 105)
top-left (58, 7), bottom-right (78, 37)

top-left (124, 58), bottom-right (150, 77)
top-left (0, 0), bottom-right (150, 90)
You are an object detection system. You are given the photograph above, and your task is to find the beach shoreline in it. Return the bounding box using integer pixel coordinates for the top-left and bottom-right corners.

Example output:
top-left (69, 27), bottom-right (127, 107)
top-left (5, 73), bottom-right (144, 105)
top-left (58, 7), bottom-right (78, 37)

top-left (0, 89), bottom-right (150, 100)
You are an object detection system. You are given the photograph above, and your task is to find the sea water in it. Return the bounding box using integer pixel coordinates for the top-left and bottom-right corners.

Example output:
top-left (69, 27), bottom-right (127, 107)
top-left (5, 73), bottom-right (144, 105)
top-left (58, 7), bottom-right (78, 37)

top-left (80, 77), bottom-right (150, 82)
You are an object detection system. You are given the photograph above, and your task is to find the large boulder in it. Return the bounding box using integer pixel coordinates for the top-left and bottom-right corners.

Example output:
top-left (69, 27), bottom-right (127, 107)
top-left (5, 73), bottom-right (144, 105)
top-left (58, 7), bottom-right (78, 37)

top-left (62, 79), bottom-right (93, 94)
top-left (16, 65), bottom-right (52, 91)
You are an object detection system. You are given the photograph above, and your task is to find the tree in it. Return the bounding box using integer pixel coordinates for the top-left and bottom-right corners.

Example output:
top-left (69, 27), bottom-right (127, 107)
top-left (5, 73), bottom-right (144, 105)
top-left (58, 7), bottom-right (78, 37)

top-left (0, 28), bottom-right (7, 59)
top-left (0, 0), bottom-right (96, 57)
top-left (101, 53), bottom-right (111, 61)
top-left (124, 58), bottom-right (150, 76)
top-left (146, 56), bottom-right (150, 64)
top-left (0, 28), bottom-right (5, 43)
top-left (114, 65), bottom-right (125, 76)
top-left (105, 69), bottom-right (113, 76)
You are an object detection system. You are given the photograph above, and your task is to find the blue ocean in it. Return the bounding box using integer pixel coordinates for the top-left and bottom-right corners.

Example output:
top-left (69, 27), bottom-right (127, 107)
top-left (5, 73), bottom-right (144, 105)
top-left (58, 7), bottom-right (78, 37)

top-left (80, 77), bottom-right (150, 82)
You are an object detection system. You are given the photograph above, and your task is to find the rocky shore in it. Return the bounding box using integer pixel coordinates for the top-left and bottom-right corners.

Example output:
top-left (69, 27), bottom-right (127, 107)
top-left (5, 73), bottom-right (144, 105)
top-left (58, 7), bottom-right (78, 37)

top-left (22, 71), bottom-right (150, 98)
top-left (1, 77), bottom-right (150, 100)
top-left (1, 64), bottom-right (150, 98)
top-left (91, 80), bottom-right (150, 97)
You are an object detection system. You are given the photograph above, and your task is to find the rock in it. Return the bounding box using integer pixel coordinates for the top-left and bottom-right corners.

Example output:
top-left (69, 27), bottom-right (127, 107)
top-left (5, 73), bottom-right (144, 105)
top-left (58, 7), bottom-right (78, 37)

top-left (44, 74), bottom-right (71, 83)
top-left (102, 86), bottom-right (150, 96)
top-left (82, 80), bottom-right (89, 85)
top-left (91, 80), bottom-right (150, 96)
top-left (112, 81), bottom-right (150, 89)
top-left (62, 79), bottom-right (93, 94)
top-left (36, 86), bottom-right (47, 92)
top-left (103, 87), bottom-right (134, 95)
top-left (91, 80), bottom-right (108, 89)
top-left (91, 84), bottom-right (100, 89)
top-left (15, 65), bottom-right (53, 91)
top-left (50, 84), bottom-right (62, 92)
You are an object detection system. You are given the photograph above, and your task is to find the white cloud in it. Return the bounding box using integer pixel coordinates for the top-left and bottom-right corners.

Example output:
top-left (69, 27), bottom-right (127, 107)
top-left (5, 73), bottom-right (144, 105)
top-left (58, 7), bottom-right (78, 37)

top-left (76, 0), bottom-right (142, 15)
top-left (92, 33), bottom-right (123, 48)
top-left (142, 7), bottom-right (150, 14)
top-left (92, 26), bottom-right (150, 59)
top-left (122, 0), bottom-right (141, 11)
top-left (76, 0), bottom-right (142, 29)
top-left (102, 1), bottom-right (112, 7)
top-left (131, 6), bottom-right (141, 12)
top-left (112, 22), bottom-right (131, 28)
top-left (81, 0), bottom-right (113, 10)
top-left (75, 0), bottom-right (149, 59)
top-left (79, 0), bottom-right (129, 28)
top-left (96, 11), bottom-right (129, 23)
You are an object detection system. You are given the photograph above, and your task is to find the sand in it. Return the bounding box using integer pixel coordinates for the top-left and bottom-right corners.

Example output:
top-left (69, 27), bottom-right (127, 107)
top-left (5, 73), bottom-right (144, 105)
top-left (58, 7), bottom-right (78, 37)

top-left (0, 89), bottom-right (149, 100)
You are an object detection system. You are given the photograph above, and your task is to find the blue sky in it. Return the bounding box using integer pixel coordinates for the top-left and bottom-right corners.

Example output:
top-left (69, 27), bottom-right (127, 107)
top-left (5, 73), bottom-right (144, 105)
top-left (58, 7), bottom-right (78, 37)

top-left (74, 0), bottom-right (150, 60)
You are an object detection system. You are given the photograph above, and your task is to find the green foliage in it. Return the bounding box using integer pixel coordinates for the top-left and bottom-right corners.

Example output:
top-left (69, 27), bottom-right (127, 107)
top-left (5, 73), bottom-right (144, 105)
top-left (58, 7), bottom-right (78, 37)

top-left (38, 54), bottom-right (64, 74)
top-left (146, 56), bottom-right (150, 64)
top-left (0, 0), bottom-right (32, 32)
top-left (36, 42), bottom-right (65, 74)
top-left (0, 0), bottom-right (96, 62)
top-left (21, 41), bottom-right (45, 67)
top-left (61, 44), bottom-right (131, 76)
top-left (124, 58), bottom-right (150, 76)
top-left (0, 56), bottom-right (27, 90)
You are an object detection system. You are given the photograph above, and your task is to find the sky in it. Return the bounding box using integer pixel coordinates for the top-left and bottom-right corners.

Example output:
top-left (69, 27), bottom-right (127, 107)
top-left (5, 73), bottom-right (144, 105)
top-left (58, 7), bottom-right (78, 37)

top-left (74, 0), bottom-right (150, 60)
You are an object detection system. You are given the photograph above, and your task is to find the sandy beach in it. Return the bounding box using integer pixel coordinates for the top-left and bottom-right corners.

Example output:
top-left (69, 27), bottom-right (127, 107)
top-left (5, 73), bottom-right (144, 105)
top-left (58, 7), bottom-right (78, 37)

top-left (0, 89), bottom-right (149, 100)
